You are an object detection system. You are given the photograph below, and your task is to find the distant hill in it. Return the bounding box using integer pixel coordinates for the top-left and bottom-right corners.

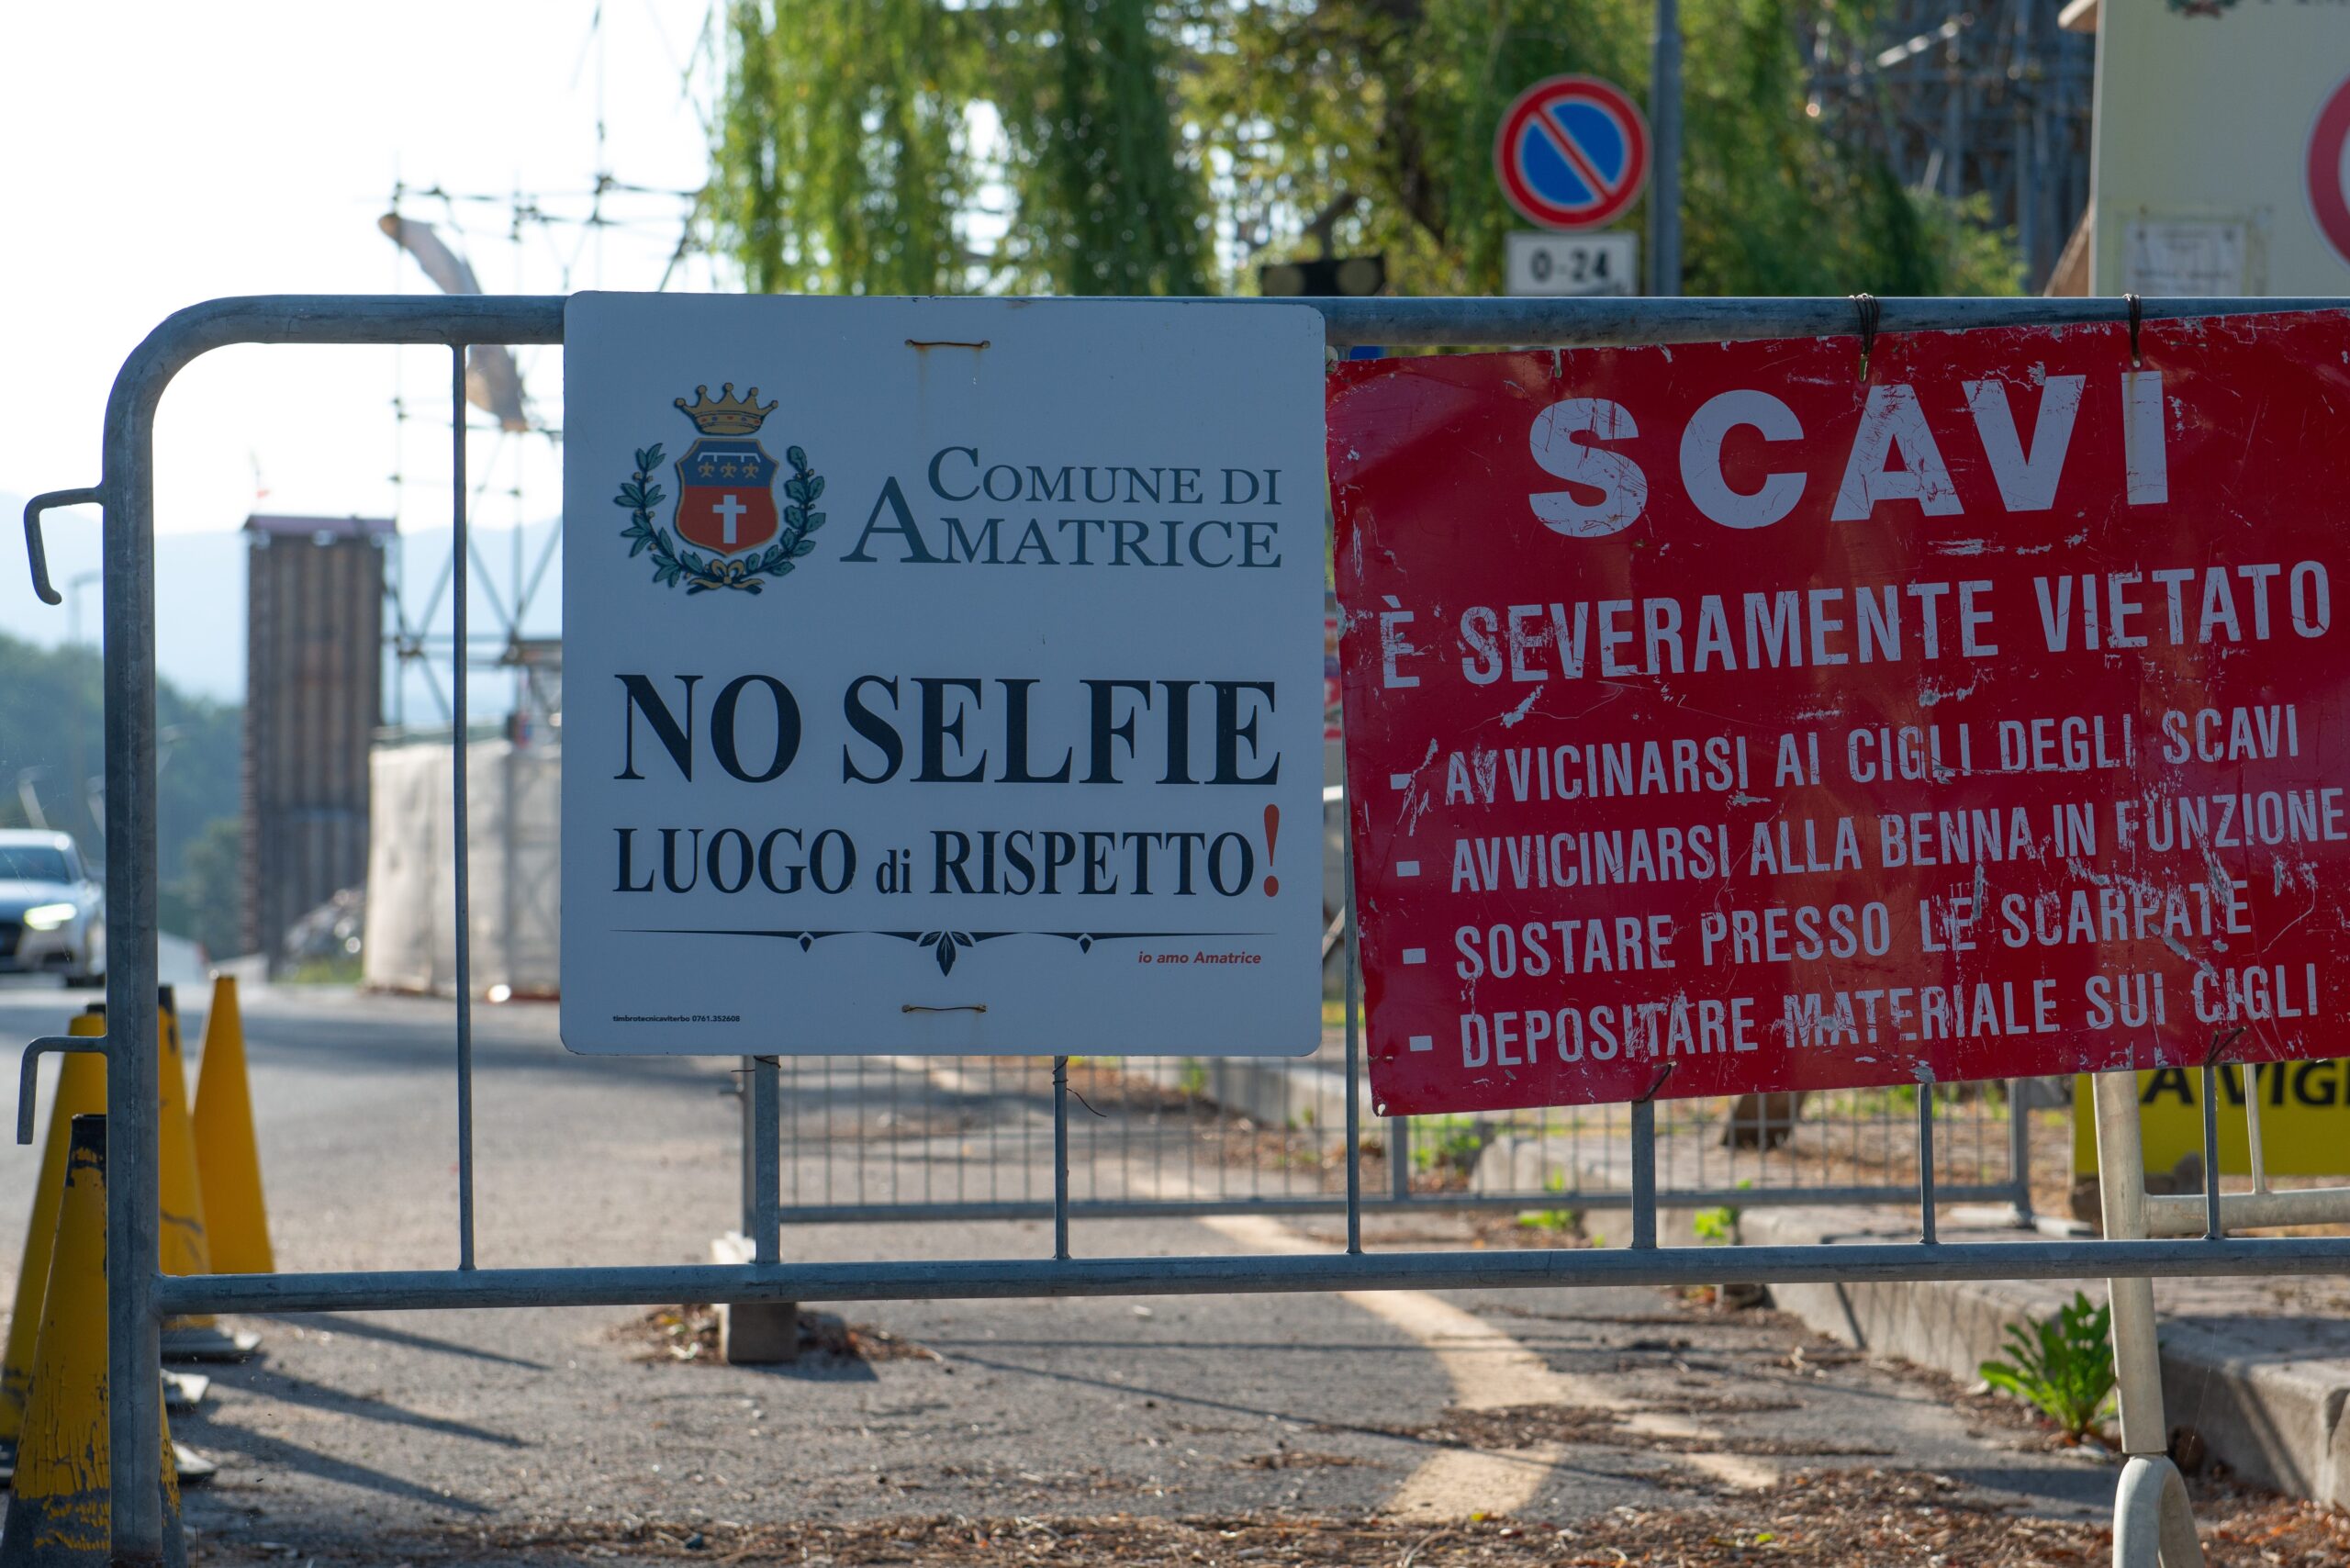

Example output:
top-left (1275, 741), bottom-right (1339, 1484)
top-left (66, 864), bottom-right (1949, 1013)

top-left (0, 500), bottom-right (560, 715)
top-left (0, 629), bottom-right (241, 950)
top-left (0, 507), bottom-right (248, 701)
top-left (0, 505), bottom-right (561, 958)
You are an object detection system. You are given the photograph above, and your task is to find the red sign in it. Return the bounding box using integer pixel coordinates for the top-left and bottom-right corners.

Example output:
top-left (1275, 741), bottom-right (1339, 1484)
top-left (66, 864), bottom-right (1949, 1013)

top-left (1494, 76), bottom-right (1649, 232)
top-left (2306, 73), bottom-right (2350, 269)
top-left (1331, 314), bottom-right (2350, 1115)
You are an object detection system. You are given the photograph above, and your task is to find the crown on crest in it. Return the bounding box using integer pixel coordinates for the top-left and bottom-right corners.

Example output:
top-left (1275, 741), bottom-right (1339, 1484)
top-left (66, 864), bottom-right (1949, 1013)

top-left (674, 383), bottom-right (778, 436)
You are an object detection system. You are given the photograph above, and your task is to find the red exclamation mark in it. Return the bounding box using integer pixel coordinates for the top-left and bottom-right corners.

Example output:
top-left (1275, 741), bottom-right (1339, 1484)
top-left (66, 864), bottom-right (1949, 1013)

top-left (1262, 804), bottom-right (1281, 897)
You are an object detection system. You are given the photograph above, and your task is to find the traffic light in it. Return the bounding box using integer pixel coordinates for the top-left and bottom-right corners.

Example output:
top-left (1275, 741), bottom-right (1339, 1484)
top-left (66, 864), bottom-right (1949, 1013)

top-left (1258, 254), bottom-right (1386, 297)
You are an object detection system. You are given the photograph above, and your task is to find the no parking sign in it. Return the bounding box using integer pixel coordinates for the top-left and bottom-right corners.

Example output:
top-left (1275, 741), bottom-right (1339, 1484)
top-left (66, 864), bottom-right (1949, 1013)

top-left (1493, 75), bottom-right (1649, 232)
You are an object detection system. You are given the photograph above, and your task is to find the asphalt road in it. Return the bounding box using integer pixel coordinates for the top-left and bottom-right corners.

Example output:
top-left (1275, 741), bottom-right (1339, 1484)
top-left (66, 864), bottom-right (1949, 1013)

top-left (0, 980), bottom-right (2123, 1564)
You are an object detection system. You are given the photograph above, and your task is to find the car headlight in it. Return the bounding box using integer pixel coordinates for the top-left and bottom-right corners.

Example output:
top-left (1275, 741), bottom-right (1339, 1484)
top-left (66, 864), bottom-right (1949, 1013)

top-left (20, 902), bottom-right (76, 932)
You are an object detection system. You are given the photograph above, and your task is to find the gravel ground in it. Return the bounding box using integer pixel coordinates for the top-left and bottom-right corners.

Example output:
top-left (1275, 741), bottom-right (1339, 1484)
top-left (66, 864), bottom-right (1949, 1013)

top-left (188, 1470), bottom-right (2350, 1566)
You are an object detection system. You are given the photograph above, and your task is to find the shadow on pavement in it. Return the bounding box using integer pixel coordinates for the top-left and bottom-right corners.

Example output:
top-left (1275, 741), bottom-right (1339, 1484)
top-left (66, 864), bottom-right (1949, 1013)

top-left (207, 1363), bottom-right (526, 1450)
top-left (274, 1312), bottom-right (553, 1372)
top-left (176, 1421), bottom-right (498, 1514)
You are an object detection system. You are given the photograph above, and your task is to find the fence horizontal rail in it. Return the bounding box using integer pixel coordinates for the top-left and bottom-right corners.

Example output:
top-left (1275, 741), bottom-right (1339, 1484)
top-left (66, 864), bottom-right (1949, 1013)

top-left (157, 1234), bottom-right (2350, 1316)
top-left (775, 1049), bottom-right (2039, 1223)
top-left (105, 292), bottom-right (2349, 363)
top-left (771, 1182), bottom-right (2031, 1226)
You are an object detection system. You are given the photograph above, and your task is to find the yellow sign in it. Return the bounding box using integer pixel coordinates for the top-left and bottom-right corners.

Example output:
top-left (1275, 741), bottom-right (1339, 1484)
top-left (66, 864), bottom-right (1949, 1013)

top-left (2073, 1060), bottom-right (2350, 1178)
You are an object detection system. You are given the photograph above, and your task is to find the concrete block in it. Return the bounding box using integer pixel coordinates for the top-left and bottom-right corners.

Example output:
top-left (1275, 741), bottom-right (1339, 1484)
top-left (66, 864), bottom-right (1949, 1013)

top-left (2154, 1319), bottom-right (2350, 1505)
top-left (717, 1301), bottom-right (800, 1365)
top-left (709, 1231), bottom-right (798, 1365)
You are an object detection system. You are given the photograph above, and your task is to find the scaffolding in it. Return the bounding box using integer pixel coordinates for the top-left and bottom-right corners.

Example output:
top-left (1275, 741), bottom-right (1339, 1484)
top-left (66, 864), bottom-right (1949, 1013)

top-left (1807, 1), bottom-right (2095, 293)
top-left (377, 174), bottom-right (716, 740)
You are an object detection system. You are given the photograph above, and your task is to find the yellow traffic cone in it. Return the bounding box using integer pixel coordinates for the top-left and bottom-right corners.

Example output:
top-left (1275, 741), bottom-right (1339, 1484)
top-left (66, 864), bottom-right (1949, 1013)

top-left (0, 1012), bottom-right (106, 1480)
top-left (155, 990), bottom-right (256, 1361)
top-left (190, 975), bottom-right (273, 1275)
top-left (155, 988), bottom-right (209, 1277)
top-left (0, 1114), bottom-right (188, 1568)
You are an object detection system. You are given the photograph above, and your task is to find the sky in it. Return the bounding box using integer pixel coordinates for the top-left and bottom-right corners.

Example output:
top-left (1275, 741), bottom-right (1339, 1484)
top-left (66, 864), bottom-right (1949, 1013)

top-left (0, 1), bottom-right (726, 701)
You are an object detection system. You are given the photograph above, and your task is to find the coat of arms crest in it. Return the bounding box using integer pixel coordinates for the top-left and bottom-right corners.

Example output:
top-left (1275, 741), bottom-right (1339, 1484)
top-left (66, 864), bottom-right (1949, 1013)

top-left (612, 383), bottom-right (826, 594)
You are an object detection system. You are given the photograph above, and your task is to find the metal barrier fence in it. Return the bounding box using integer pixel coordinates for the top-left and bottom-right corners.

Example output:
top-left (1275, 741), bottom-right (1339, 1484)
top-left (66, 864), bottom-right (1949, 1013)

top-left (25, 290), bottom-right (2350, 1564)
top-left (770, 1053), bottom-right (2042, 1222)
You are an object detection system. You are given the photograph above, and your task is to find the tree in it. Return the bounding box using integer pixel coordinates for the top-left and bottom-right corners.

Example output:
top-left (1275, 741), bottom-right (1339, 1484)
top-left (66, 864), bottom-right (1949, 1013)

top-left (712, 0), bottom-right (1209, 296)
top-left (712, 0), bottom-right (970, 295)
top-left (0, 632), bottom-right (240, 891)
top-left (161, 816), bottom-right (243, 963)
top-left (993, 0), bottom-right (1212, 294)
top-left (708, 0), bottom-right (2020, 299)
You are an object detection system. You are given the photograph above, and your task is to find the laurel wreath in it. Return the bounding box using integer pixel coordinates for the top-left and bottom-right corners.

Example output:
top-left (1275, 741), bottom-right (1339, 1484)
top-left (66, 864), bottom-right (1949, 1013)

top-left (614, 442), bottom-right (826, 595)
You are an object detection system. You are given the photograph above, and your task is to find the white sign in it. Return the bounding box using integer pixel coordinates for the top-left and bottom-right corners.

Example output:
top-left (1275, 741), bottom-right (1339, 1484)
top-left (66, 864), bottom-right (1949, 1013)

top-left (2091, 6), bottom-right (2350, 294)
top-left (559, 295), bottom-right (1328, 1057)
top-left (2123, 219), bottom-right (2247, 297)
top-left (1505, 230), bottom-right (1638, 297)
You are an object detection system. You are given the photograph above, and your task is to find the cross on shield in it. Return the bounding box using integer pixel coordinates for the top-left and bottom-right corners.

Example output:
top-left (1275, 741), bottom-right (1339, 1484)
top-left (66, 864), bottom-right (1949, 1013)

top-left (673, 438), bottom-right (781, 555)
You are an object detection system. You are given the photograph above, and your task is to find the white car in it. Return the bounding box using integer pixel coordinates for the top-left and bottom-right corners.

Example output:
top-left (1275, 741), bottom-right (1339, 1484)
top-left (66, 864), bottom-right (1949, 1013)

top-left (0, 829), bottom-right (105, 987)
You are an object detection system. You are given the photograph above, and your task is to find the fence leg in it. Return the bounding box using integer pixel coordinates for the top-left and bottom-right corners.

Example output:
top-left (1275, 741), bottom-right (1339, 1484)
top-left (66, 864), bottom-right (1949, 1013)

top-left (2111, 1454), bottom-right (2204, 1568)
top-left (2093, 1070), bottom-right (2200, 1566)
top-left (716, 1056), bottom-right (795, 1363)
top-left (2007, 1078), bottom-right (2037, 1230)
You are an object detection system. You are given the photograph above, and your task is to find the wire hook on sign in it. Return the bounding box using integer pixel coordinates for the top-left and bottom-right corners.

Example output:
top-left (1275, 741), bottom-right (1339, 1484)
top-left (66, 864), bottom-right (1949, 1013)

top-left (2202, 1025), bottom-right (2246, 1070)
top-left (1632, 1061), bottom-right (1677, 1104)
top-left (2124, 293), bottom-right (2145, 370)
top-left (1849, 293), bottom-right (1881, 382)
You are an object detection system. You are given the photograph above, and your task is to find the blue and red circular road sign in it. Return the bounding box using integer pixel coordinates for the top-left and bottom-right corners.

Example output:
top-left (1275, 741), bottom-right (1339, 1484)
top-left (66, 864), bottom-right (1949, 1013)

top-left (2306, 72), bottom-right (2350, 270)
top-left (1494, 74), bottom-right (1650, 231)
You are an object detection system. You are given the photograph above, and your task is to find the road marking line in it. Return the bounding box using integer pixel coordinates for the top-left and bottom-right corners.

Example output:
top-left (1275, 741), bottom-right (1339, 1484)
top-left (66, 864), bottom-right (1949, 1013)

top-left (897, 1065), bottom-right (1782, 1513)
top-left (1191, 1212), bottom-right (1776, 1514)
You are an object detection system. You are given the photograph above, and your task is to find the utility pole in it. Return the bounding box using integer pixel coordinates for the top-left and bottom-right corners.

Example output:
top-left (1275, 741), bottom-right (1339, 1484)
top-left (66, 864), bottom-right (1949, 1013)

top-left (1649, 0), bottom-right (1683, 297)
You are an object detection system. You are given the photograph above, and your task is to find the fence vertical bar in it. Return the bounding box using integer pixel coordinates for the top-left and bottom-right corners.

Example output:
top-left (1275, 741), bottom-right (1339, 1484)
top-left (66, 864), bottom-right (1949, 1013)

top-left (2199, 1064), bottom-right (2224, 1242)
top-left (1052, 1056), bottom-right (1070, 1261)
top-left (1342, 824), bottom-right (1362, 1255)
top-left (1389, 1116), bottom-right (1411, 1203)
top-left (1918, 1089), bottom-right (1938, 1245)
top-left (738, 1057), bottom-right (757, 1238)
top-left (104, 346), bottom-right (166, 1562)
top-left (2006, 1079), bottom-right (2036, 1227)
top-left (452, 345), bottom-right (477, 1270)
top-left (2092, 1069), bottom-right (2169, 1458)
top-left (753, 1057), bottom-right (781, 1264)
top-left (1630, 1100), bottom-right (1658, 1249)
top-left (2245, 1071), bottom-right (2272, 1194)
